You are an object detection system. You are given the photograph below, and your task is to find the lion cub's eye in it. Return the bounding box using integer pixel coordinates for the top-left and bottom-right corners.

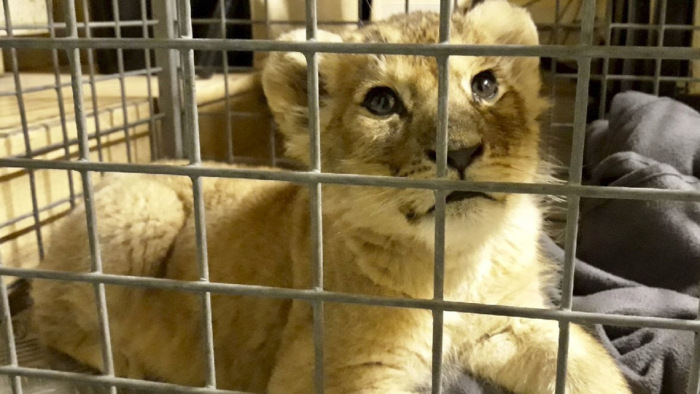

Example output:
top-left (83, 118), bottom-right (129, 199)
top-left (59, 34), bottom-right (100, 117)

top-left (362, 87), bottom-right (403, 116)
top-left (471, 70), bottom-right (499, 102)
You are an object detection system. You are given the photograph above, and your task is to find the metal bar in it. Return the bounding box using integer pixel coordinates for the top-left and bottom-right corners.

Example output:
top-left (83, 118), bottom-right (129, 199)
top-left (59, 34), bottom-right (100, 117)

top-left (608, 22), bottom-right (700, 31)
top-left (2, 157), bottom-right (700, 203)
top-left (191, 17), bottom-right (358, 27)
top-left (0, 366), bottom-right (245, 394)
top-left (9, 18), bottom-right (700, 31)
top-left (260, 0), bottom-right (275, 168)
top-left (546, 0), bottom-right (562, 169)
top-left (5, 66), bottom-right (691, 97)
top-left (431, 1), bottom-right (452, 392)
top-left (6, 117), bottom-right (158, 160)
top-left (304, 0), bottom-right (325, 392)
top-left (653, 0), bottom-right (668, 95)
top-left (81, 0), bottom-right (106, 164)
top-left (3, 0), bottom-right (45, 261)
top-left (0, 195), bottom-right (75, 229)
top-left (46, 0), bottom-right (77, 209)
top-left (554, 72), bottom-right (700, 83)
top-left (3, 38), bottom-right (700, 60)
top-left (264, 0), bottom-right (270, 38)
top-left (0, 20), bottom-right (159, 31)
top-left (269, 119), bottom-right (277, 166)
top-left (0, 265), bottom-right (698, 332)
top-left (219, 0), bottom-right (234, 163)
top-left (0, 252), bottom-right (22, 394)
top-left (110, 0), bottom-right (133, 162)
top-left (0, 67), bottom-right (162, 98)
top-left (62, 1), bottom-right (116, 392)
top-left (140, 0), bottom-right (158, 161)
top-left (688, 297), bottom-right (700, 393)
top-left (153, 0), bottom-right (183, 159)
top-left (554, 0), bottom-right (596, 392)
top-left (177, 0), bottom-right (217, 387)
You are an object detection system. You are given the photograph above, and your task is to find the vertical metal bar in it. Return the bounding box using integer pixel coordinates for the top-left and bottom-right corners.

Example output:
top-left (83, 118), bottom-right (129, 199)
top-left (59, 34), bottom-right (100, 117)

top-left (598, 0), bottom-right (614, 118)
top-left (554, 1), bottom-right (596, 393)
top-left (547, 0), bottom-right (562, 132)
top-left (46, 0), bottom-right (76, 209)
top-left (110, 0), bottom-right (134, 162)
top-left (81, 0), bottom-right (106, 164)
top-left (0, 254), bottom-right (22, 394)
top-left (264, 0), bottom-right (271, 37)
top-left (3, 0), bottom-right (45, 261)
top-left (431, 2), bottom-right (451, 393)
top-left (357, 0), bottom-right (363, 27)
top-left (269, 119), bottom-right (277, 167)
top-left (264, 0), bottom-right (273, 165)
top-left (266, 0), bottom-right (276, 168)
top-left (652, 0), bottom-right (668, 95)
top-left (688, 307), bottom-right (700, 394)
top-left (219, 0), bottom-right (234, 163)
top-left (153, 0), bottom-right (183, 159)
top-left (176, 0), bottom-right (217, 387)
top-left (62, 1), bottom-right (116, 392)
top-left (305, 0), bottom-right (324, 392)
top-left (405, 0), bottom-right (410, 14)
top-left (140, 0), bottom-right (158, 161)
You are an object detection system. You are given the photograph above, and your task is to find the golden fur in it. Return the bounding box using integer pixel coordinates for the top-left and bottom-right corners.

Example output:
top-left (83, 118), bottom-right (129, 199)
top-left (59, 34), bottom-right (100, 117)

top-left (32, 2), bottom-right (630, 393)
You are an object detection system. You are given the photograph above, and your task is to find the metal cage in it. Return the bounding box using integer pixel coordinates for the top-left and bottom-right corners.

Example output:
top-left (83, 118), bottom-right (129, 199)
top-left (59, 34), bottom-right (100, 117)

top-left (0, 0), bottom-right (698, 393)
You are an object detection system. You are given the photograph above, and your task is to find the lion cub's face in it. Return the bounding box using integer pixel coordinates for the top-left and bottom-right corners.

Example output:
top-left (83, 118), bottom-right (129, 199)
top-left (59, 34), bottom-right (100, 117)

top-left (263, 1), bottom-right (547, 245)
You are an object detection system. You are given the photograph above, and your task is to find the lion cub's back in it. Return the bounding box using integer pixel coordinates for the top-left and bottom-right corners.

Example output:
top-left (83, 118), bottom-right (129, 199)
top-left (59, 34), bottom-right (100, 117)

top-left (31, 164), bottom-right (303, 388)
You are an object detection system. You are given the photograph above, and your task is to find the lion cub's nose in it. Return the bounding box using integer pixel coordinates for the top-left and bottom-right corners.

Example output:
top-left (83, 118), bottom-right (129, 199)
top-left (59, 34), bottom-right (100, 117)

top-left (426, 144), bottom-right (483, 174)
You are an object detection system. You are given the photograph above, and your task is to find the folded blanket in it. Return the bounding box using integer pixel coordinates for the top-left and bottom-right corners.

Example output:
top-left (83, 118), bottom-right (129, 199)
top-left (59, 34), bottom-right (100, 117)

top-left (582, 91), bottom-right (700, 296)
top-left (574, 91), bottom-right (700, 394)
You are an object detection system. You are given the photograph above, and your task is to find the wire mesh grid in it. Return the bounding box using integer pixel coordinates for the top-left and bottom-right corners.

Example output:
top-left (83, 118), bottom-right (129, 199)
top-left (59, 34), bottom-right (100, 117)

top-left (0, 0), bottom-right (697, 393)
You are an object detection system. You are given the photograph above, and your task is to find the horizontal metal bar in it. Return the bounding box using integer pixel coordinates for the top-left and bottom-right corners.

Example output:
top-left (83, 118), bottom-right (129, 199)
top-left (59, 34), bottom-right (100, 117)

top-left (197, 111), bottom-right (264, 119)
top-left (610, 22), bottom-right (700, 32)
top-left (11, 19), bottom-right (698, 33)
top-left (6, 19), bottom-right (695, 33)
top-left (0, 67), bottom-right (162, 98)
top-left (0, 38), bottom-right (699, 60)
top-left (1, 266), bottom-right (697, 331)
top-left (0, 195), bottom-right (73, 229)
top-left (0, 20), bottom-right (158, 31)
top-left (0, 366), bottom-right (247, 394)
top-left (549, 122), bottom-right (574, 128)
top-left (1, 97), bottom-right (152, 136)
top-left (0, 158), bottom-right (698, 202)
top-left (191, 18), bottom-right (358, 26)
top-left (553, 73), bottom-right (700, 83)
top-left (5, 117), bottom-right (160, 160)
top-left (193, 65), bottom-right (253, 73)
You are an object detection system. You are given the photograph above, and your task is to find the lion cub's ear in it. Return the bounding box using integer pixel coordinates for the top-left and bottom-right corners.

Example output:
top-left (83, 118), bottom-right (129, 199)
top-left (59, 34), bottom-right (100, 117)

top-left (463, 0), bottom-right (539, 47)
top-left (261, 29), bottom-right (342, 138)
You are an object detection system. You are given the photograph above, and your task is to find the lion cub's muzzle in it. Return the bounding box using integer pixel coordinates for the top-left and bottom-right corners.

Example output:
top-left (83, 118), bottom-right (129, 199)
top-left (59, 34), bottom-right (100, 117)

top-left (425, 143), bottom-right (484, 180)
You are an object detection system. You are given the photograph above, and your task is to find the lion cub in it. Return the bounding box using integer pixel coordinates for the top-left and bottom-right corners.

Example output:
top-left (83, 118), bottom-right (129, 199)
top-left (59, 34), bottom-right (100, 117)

top-left (32, 2), bottom-right (630, 393)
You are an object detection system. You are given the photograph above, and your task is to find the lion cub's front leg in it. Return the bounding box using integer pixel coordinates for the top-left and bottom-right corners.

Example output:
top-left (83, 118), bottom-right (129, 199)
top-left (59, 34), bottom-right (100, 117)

top-left (268, 302), bottom-right (431, 394)
top-left (462, 317), bottom-right (630, 394)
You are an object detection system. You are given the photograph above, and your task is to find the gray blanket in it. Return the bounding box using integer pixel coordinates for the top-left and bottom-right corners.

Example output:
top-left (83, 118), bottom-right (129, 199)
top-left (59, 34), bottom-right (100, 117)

top-left (455, 91), bottom-right (700, 394)
top-left (574, 91), bottom-right (700, 394)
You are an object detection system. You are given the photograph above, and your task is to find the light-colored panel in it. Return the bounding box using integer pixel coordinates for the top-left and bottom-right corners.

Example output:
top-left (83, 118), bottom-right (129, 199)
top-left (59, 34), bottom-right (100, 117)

top-left (0, 0), bottom-right (49, 36)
